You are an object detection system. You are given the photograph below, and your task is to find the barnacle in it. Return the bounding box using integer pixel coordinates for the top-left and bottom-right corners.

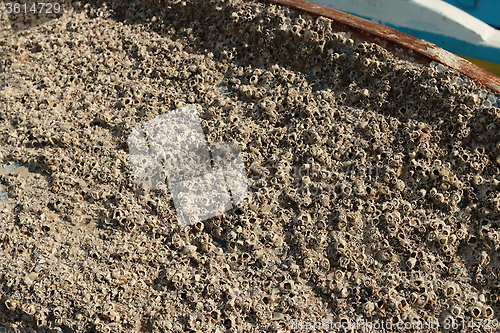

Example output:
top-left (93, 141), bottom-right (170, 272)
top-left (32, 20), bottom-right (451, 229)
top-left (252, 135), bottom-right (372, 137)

top-left (1, 0), bottom-right (500, 330)
top-left (471, 306), bottom-right (482, 318)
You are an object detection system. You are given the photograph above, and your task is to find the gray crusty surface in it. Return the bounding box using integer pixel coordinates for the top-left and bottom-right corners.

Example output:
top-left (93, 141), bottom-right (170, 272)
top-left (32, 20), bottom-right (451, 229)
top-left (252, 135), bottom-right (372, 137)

top-left (1, 0), bottom-right (500, 332)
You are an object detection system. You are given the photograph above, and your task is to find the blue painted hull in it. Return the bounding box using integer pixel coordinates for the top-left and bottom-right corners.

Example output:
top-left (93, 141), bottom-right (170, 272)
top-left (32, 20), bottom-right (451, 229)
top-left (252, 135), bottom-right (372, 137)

top-left (443, 0), bottom-right (500, 29)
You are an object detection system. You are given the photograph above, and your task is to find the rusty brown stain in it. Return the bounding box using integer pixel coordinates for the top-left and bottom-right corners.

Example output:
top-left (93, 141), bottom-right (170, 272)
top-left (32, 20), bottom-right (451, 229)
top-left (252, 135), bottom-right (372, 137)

top-left (263, 0), bottom-right (500, 93)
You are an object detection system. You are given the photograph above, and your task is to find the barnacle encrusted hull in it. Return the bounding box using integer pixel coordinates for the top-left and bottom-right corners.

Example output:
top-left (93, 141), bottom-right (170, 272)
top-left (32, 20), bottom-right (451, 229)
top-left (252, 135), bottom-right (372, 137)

top-left (1, 0), bottom-right (500, 332)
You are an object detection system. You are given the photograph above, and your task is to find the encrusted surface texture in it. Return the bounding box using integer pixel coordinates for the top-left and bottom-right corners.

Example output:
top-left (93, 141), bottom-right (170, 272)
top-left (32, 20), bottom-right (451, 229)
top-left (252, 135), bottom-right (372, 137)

top-left (1, 0), bottom-right (500, 332)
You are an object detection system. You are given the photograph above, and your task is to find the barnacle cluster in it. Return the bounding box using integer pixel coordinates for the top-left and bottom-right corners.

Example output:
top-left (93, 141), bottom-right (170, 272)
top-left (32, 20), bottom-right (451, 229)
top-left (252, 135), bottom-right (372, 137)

top-left (1, 0), bottom-right (500, 332)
